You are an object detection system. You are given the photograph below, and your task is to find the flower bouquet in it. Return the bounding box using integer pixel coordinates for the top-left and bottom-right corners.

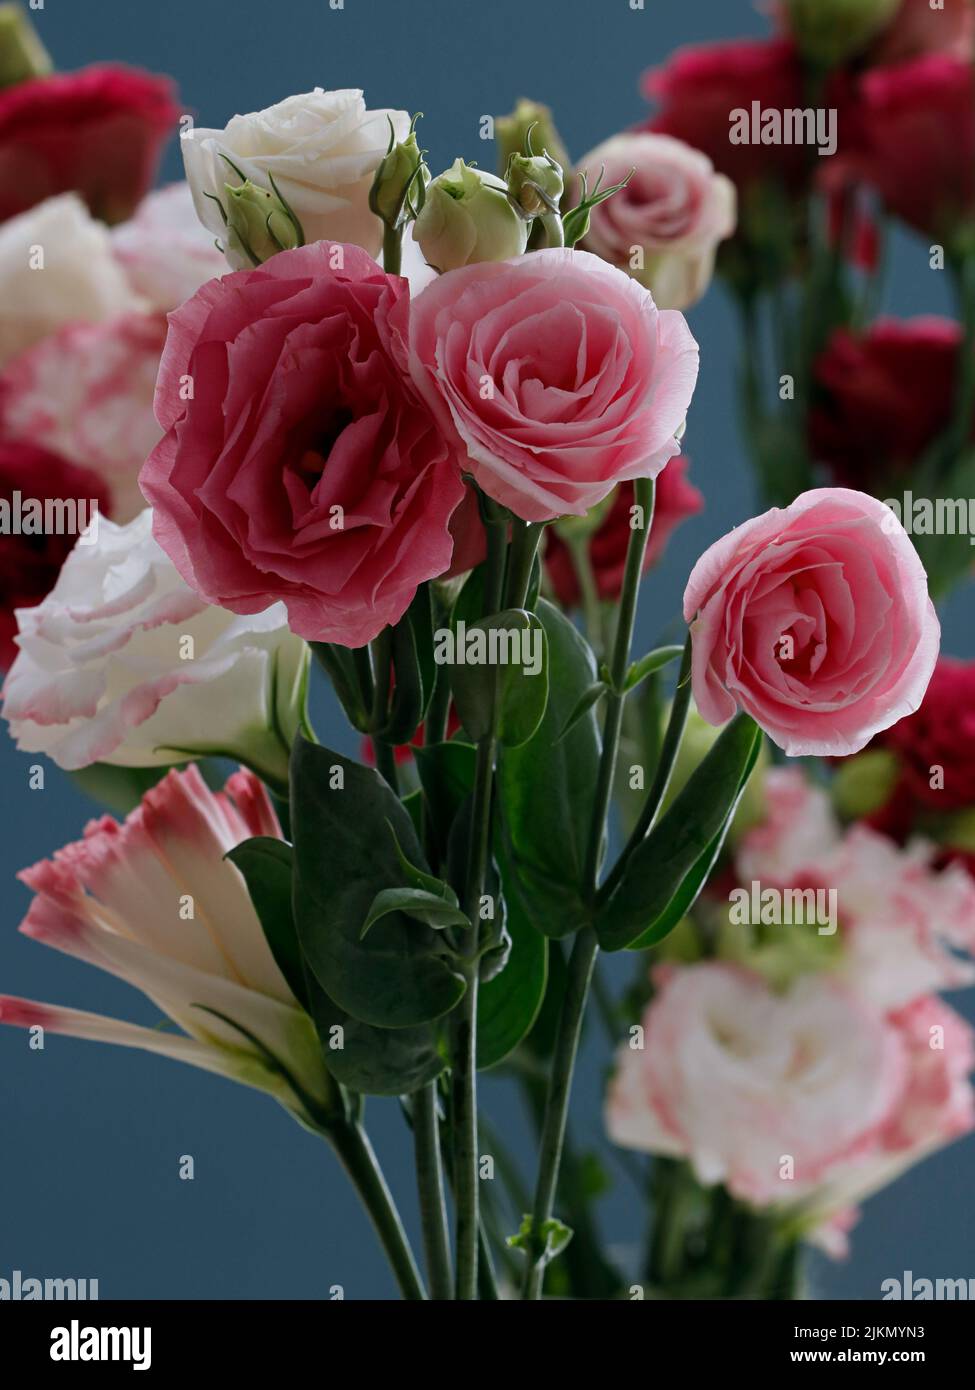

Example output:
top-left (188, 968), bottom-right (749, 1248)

top-left (1, 0), bottom-right (974, 1303)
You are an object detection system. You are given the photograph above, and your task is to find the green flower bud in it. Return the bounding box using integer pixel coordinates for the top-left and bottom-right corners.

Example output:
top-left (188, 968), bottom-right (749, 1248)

top-left (0, 3), bottom-right (53, 89)
top-left (506, 151), bottom-right (564, 219)
top-left (413, 158), bottom-right (528, 272)
top-left (831, 748), bottom-right (900, 821)
top-left (783, 0), bottom-right (901, 67)
top-left (225, 179), bottom-right (302, 267)
top-left (369, 127), bottom-right (429, 230)
top-left (495, 99), bottom-right (571, 189)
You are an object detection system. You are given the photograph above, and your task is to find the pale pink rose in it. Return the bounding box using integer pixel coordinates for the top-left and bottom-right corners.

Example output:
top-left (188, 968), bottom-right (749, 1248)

top-left (0, 312), bottom-right (167, 521)
top-left (0, 766), bottom-right (332, 1116)
top-left (736, 766), bottom-right (839, 886)
top-left (408, 247), bottom-right (699, 523)
top-left (606, 962), bottom-right (906, 1205)
top-left (141, 240), bottom-right (470, 647)
top-left (683, 488), bottom-right (940, 756)
top-left (807, 997), bottom-right (975, 1250)
top-left (111, 182), bottom-right (228, 312)
top-left (578, 133), bottom-right (736, 311)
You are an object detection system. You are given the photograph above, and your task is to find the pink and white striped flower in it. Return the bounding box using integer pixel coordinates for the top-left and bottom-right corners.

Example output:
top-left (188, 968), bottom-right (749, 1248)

top-left (0, 765), bottom-right (333, 1121)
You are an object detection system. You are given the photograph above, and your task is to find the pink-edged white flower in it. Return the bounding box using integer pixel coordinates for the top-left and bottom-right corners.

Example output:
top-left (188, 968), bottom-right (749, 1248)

top-left (111, 182), bottom-right (228, 312)
top-left (0, 765), bottom-right (333, 1119)
top-left (606, 962), bottom-right (907, 1206)
top-left (0, 193), bottom-right (139, 368)
top-left (1, 510), bottom-right (308, 780)
top-left (578, 132), bottom-right (736, 310)
top-left (737, 767), bottom-right (975, 1009)
top-left (0, 312), bottom-right (167, 522)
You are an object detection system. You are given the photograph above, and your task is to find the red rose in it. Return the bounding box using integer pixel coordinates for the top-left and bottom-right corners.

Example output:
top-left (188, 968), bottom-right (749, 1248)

top-left (640, 38), bottom-right (810, 194)
top-left (810, 318), bottom-right (971, 487)
top-left (879, 658), bottom-right (975, 813)
top-left (141, 241), bottom-right (470, 649)
top-left (544, 457), bottom-right (703, 609)
top-left (0, 65), bottom-right (180, 225)
top-left (0, 439), bottom-right (111, 669)
top-left (836, 55), bottom-right (975, 242)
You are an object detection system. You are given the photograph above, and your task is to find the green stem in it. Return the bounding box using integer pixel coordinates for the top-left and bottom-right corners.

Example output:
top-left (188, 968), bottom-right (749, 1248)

top-left (948, 251), bottom-right (975, 464)
top-left (452, 509), bottom-right (508, 1300)
top-left (383, 221), bottom-right (404, 277)
top-left (504, 517), bottom-right (542, 609)
top-left (329, 1118), bottom-right (427, 1301)
top-left (519, 477), bottom-right (655, 1300)
top-left (412, 1082), bottom-right (453, 1299)
top-left (597, 631), bottom-right (692, 904)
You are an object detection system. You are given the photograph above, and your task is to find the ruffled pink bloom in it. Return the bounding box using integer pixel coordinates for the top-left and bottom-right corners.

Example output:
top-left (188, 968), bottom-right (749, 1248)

top-left (141, 240), bottom-right (470, 647)
top-left (408, 248), bottom-right (699, 523)
top-left (0, 312), bottom-right (167, 521)
top-left (683, 488), bottom-right (940, 757)
top-left (0, 765), bottom-right (331, 1116)
top-left (606, 962), bottom-right (907, 1205)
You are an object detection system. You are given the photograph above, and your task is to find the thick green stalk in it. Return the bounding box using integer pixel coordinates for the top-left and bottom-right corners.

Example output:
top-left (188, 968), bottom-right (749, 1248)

top-left (452, 511), bottom-right (508, 1300)
top-left (329, 1117), bottom-right (427, 1300)
top-left (412, 1082), bottom-right (453, 1299)
top-left (383, 221), bottom-right (403, 277)
top-left (520, 478), bottom-right (655, 1300)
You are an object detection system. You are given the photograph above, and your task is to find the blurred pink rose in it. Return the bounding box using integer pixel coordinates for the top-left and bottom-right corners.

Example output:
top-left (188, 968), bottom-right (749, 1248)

top-left (408, 248), bottom-right (699, 523)
top-left (0, 312), bottom-right (166, 521)
top-left (871, 0), bottom-right (975, 65)
top-left (607, 962), bottom-right (906, 1205)
top-left (0, 765), bottom-right (331, 1114)
top-left (111, 182), bottom-right (227, 312)
top-left (141, 240), bottom-right (469, 647)
top-left (683, 488), bottom-right (940, 757)
top-left (577, 133), bottom-right (736, 310)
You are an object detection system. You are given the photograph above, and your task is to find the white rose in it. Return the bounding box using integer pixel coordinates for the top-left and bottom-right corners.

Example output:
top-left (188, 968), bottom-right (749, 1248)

top-left (2, 510), bottom-right (308, 786)
top-left (577, 133), bottom-right (736, 311)
top-left (111, 182), bottom-right (228, 312)
top-left (182, 88), bottom-right (409, 269)
top-left (0, 193), bottom-right (140, 367)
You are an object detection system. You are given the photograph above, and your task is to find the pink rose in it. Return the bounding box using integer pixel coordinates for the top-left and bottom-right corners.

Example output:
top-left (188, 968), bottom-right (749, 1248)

top-left (0, 765), bottom-right (332, 1114)
top-left (578, 133), bottom-right (736, 311)
top-left (0, 312), bottom-right (167, 521)
top-left (683, 488), bottom-right (940, 757)
top-left (140, 241), bottom-right (469, 648)
top-left (407, 248), bottom-right (699, 523)
top-left (606, 962), bottom-right (906, 1205)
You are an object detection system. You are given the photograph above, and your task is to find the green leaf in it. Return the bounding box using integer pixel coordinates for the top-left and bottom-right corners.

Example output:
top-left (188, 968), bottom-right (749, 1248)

top-left (303, 968), bottom-right (446, 1097)
top-left (291, 737), bottom-right (466, 1027)
top-left (414, 739), bottom-right (477, 863)
top-left (497, 600), bottom-right (602, 938)
top-left (507, 1214), bottom-right (573, 1263)
top-left (478, 846), bottom-right (548, 1068)
top-left (382, 586), bottom-right (436, 743)
top-left (556, 681), bottom-right (607, 743)
top-left (597, 713), bottom-right (763, 952)
top-left (623, 645), bottom-right (684, 693)
top-left (226, 837), bottom-right (310, 1010)
top-left (447, 609), bottom-right (549, 748)
top-left (310, 643), bottom-right (370, 732)
top-left (362, 886), bottom-right (470, 935)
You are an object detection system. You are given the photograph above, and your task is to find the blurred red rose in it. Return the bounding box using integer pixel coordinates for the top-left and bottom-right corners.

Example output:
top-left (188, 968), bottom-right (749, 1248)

top-left (0, 65), bottom-right (180, 225)
top-left (0, 439), bottom-right (111, 669)
top-left (871, 0), bottom-right (974, 66)
top-left (878, 658), bottom-right (975, 814)
top-left (544, 457), bottom-right (703, 609)
top-left (640, 38), bottom-right (810, 194)
top-left (835, 54), bottom-right (975, 242)
top-left (810, 317), bottom-right (970, 487)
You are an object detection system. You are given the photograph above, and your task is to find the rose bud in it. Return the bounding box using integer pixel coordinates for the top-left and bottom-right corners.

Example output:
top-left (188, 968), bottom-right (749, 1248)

top-left (413, 158), bottom-right (528, 271)
top-left (369, 121), bottom-right (429, 230)
top-left (224, 178), bottom-right (302, 267)
top-left (0, 3), bottom-right (52, 89)
top-left (495, 99), bottom-right (572, 194)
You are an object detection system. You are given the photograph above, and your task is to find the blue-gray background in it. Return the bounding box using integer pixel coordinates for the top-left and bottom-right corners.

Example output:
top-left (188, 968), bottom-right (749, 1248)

top-left (2, 0), bottom-right (972, 1300)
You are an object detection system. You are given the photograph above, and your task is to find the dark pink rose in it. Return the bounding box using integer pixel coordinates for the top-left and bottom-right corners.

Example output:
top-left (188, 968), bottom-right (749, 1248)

top-left (408, 248), bottom-right (699, 523)
top-left (0, 65), bottom-right (180, 225)
top-left (838, 54), bottom-right (975, 241)
top-left (140, 241), bottom-right (468, 648)
top-left (683, 488), bottom-right (940, 757)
